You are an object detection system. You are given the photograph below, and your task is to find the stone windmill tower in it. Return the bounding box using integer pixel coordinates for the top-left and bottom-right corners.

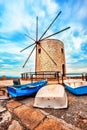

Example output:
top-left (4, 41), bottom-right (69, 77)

top-left (36, 39), bottom-right (65, 75)
top-left (20, 11), bottom-right (70, 76)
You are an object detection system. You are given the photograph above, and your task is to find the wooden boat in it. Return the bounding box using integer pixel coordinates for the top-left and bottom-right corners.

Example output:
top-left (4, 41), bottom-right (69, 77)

top-left (7, 79), bottom-right (48, 98)
top-left (34, 84), bottom-right (68, 109)
top-left (64, 79), bottom-right (87, 95)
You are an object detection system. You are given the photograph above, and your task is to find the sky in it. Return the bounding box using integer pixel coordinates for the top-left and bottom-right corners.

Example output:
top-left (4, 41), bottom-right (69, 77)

top-left (0, 0), bottom-right (87, 77)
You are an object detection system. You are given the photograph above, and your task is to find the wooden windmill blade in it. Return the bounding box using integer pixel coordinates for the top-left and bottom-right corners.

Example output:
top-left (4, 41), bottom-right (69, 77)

top-left (36, 16), bottom-right (38, 41)
top-left (20, 16), bottom-right (38, 53)
top-left (38, 44), bottom-right (57, 66)
top-left (21, 16), bottom-right (38, 67)
top-left (24, 34), bottom-right (36, 42)
top-left (20, 11), bottom-right (70, 68)
top-left (39, 11), bottom-right (62, 40)
top-left (41, 27), bottom-right (71, 41)
top-left (22, 45), bottom-right (36, 68)
top-left (20, 42), bottom-right (36, 52)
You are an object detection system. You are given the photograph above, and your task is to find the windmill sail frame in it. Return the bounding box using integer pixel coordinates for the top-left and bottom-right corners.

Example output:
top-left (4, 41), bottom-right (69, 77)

top-left (20, 11), bottom-right (70, 71)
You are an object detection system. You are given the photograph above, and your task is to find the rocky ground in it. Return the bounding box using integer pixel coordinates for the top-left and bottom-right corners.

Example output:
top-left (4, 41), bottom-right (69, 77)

top-left (43, 91), bottom-right (87, 130)
top-left (0, 80), bottom-right (87, 130)
top-left (18, 90), bottom-right (87, 130)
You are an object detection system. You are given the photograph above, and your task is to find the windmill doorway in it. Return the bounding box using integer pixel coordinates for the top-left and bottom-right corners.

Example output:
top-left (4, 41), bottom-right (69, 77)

top-left (62, 64), bottom-right (65, 76)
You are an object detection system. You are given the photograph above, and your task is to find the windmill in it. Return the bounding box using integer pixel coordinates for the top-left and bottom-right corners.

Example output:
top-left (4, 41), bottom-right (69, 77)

top-left (20, 11), bottom-right (70, 73)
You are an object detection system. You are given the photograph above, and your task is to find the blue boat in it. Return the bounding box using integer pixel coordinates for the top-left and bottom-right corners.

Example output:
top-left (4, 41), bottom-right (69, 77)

top-left (64, 80), bottom-right (87, 95)
top-left (7, 79), bottom-right (48, 98)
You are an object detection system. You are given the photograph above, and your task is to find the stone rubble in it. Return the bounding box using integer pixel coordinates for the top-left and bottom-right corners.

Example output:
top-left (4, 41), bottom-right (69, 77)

top-left (0, 100), bottom-right (80, 130)
top-left (0, 106), bottom-right (6, 113)
top-left (8, 120), bottom-right (23, 130)
top-left (0, 85), bottom-right (86, 130)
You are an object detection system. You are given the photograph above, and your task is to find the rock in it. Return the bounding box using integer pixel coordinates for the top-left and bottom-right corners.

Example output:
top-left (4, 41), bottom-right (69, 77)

top-left (13, 105), bottom-right (45, 130)
top-left (0, 90), bottom-right (4, 96)
top-left (76, 111), bottom-right (87, 129)
top-left (35, 118), bottom-right (70, 130)
top-left (6, 100), bottom-right (22, 111)
top-left (0, 106), bottom-right (6, 113)
top-left (0, 111), bottom-right (12, 125)
top-left (8, 120), bottom-right (23, 130)
top-left (47, 115), bottom-right (80, 130)
top-left (78, 111), bottom-right (87, 119)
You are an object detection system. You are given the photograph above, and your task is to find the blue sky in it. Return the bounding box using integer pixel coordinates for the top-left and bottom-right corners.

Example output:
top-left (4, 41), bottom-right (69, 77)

top-left (0, 0), bottom-right (87, 76)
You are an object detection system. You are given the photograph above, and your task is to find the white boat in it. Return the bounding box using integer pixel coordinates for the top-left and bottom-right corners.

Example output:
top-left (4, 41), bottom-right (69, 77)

top-left (64, 79), bottom-right (87, 95)
top-left (33, 84), bottom-right (68, 109)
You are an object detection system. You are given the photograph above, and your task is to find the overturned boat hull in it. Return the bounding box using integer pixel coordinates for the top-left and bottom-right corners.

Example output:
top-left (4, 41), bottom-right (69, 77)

top-left (34, 84), bottom-right (68, 109)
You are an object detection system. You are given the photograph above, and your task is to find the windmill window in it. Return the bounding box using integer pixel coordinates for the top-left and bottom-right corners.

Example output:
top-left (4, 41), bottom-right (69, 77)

top-left (61, 48), bottom-right (64, 53)
top-left (38, 48), bottom-right (41, 54)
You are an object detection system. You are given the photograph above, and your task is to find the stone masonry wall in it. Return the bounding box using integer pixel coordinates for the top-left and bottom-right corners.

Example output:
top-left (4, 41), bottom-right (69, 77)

top-left (36, 39), bottom-right (66, 75)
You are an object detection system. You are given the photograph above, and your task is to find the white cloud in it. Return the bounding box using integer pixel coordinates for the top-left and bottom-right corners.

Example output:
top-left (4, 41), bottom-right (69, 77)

top-left (1, 64), bottom-right (13, 69)
top-left (42, 0), bottom-right (59, 15)
top-left (0, 68), bottom-right (21, 76)
top-left (66, 60), bottom-right (87, 72)
top-left (0, 0), bottom-right (87, 76)
top-left (76, 0), bottom-right (87, 20)
top-left (0, 59), bottom-right (3, 63)
top-left (0, 42), bottom-right (21, 54)
top-left (66, 67), bottom-right (87, 74)
top-left (0, 0), bottom-right (33, 33)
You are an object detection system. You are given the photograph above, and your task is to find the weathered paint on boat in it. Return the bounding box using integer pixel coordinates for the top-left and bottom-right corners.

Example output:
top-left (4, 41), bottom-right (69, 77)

top-left (34, 84), bottom-right (68, 109)
top-left (7, 79), bottom-right (48, 98)
top-left (64, 80), bottom-right (87, 95)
